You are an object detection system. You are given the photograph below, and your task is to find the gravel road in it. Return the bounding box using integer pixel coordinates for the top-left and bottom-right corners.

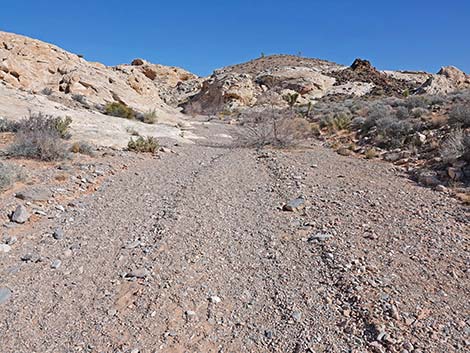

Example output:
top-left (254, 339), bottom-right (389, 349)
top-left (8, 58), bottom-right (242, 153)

top-left (0, 122), bottom-right (468, 353)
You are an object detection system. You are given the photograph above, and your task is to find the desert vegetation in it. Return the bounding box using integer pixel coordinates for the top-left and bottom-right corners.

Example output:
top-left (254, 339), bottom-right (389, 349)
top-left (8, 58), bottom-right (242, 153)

top-left (127, 136), bottom-right (159, 153)
top-left (104, 102), bottom-right (136, 120)
top-left (0, 162), bottom-right (25, 191)
top-left (7, 112), bottom-right (72, 161)
top-left (236, 107), bottom-right (312, 147)
top-left (297, 90), bottom-right (470, 187)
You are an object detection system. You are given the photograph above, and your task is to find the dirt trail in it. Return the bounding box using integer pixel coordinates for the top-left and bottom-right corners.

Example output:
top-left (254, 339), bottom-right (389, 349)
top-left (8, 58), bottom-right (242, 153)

top-left (0, 122), bottom-right (468, 353)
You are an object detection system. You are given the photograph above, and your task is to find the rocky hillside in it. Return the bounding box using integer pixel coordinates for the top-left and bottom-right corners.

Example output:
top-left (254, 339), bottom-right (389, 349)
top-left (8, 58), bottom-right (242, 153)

top-left (0, 31), bottom-right (201, 116)
top-left (183, 56), bottom-right (470, 115)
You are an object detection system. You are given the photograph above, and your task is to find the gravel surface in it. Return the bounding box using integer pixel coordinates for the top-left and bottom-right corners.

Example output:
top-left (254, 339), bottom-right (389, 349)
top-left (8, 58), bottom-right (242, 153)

top-left (0, 122), bottom-right (468, 352)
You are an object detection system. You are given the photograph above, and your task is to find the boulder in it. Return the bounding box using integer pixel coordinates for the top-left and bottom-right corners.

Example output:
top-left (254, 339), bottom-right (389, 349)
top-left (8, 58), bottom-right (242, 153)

top-left (416, 66), bottom-right (470, 95)
top-left (11, 205), bottom-right (29, 224)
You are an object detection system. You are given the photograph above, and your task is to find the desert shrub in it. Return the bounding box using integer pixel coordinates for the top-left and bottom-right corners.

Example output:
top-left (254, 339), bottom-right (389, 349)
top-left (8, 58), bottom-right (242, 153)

top-left (70, 141), bottom-right (94, 156)
top-left (128, 136), bottom-right (159, 153)
top-left (126, 127), bottom-right (140, 136)
top-left (15, 113), bottom-right (72, 140)
top-left (8, 113), bottom-right (71, 161)
top-left (411, 107), bottom-right (429, 119)
top-left (72, 94), bottom-right (86, 104)
top-left (139, 109), bottom-right (158, 124)
top-left (0, 162), bottom-right (25, 191)
top-left (41, 87), bottom-right (53, 96)
top-left (427, 95), bottom-right (446, 106)
top-left (283, 92), bottom-right (299, 108)
top-left (362, 102), bottom-right (394, 132)
top-left (403, 95), bottom-right (429, 109)
top-left (365, 148), bottom-right (379, 159)
top-left (447, 90), bottom-right (470, 103)
top-left (449, 103), bottom-right (470, 127)
top-left (350, 116), bottom-right (365, 130)
top-left (105, 102), bottom-right (136, 120)
top-left (374, 117), bottom-right (414, 148)
top-left (9, 130), bottom-right (69, 161)
top-left (395, 106), bottom-right (411, 120)
top-left (237, 108), bottom-right (312, 147)
top-left (0, 117), bottom-right (20, 132)
top-left (441, 129), bottom-right (470, 163)
top-left (381, 97), bottom-right (405, 108)
top-left (325, 113), bottom-right (351, 131)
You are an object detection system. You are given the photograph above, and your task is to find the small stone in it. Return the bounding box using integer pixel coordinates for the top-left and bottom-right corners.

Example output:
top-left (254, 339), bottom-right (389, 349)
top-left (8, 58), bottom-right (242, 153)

top-left (21, 253), bottom-right (40, 263)
top-left (291, 311), bottom-right (302, 322)
top-left (402, 342), bottom-right (414, 351)
top-left (435, 185), bottom-right (447, 192)
top-left (337, 147), bottom-right (352, 156)
top-left (130, 349), bottom-right (139, 353)
top-left (53, 228), bottom-right (64, 240)
top-left (63, 249), bottom-right (73, 258)
top-left (308, 233), bottom-right (333, 242)
top-left (51, 259), bottom-right (62, 269)
top-left (265, 330), bottom-right (273, 339)
top-left (0, 244), bottom-right (11, 253)
top-left (126, 268), bottom-right (149, 279)
top-left (209, 295), bottom-right (221, 304)
top-left (11, 205), bottom-right (30, 224)
top-left (123, 241), bottom-right (140, 249)
top-left (369, 341), bottom-right (385, 353)
top-left (0, 287), bottom-right (12, 305)
top-left (185, 310), bottom-right (198, 322)
top-left (4, 236), bottom-right (17, 245)
top-left (283, 198), bottom-right (305, 212)
top-left (390, 304), bottom-right (400, 320)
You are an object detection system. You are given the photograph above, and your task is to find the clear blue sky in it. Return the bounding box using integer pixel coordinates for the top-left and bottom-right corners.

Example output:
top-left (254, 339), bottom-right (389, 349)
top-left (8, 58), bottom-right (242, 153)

top-left (1, 0), bottom-right (469, 76)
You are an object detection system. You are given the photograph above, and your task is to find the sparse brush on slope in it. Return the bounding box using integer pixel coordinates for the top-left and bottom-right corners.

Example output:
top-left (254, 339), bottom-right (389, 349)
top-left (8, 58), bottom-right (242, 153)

top-left (137, 109), bottom-right (158, 124)
top-left (128, 136), bottom-right (159, 153)
top-left (105, 102), bottom-right (136, 120)
top-left (8, 112), bottom-right (72, 161)
top-left (449, 103), bottom-right (470, 128)
top-left (0, 162), bottom-right (25, 191)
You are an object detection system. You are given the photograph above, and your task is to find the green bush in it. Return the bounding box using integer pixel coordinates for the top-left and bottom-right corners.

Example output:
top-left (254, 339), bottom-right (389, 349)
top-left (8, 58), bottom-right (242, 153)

top-left (128, 136), bottom-right (159, 153)
top-left (105, 102), bottom-right (136, 120)
top-left (321, 112), bottom-right (352, 131)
